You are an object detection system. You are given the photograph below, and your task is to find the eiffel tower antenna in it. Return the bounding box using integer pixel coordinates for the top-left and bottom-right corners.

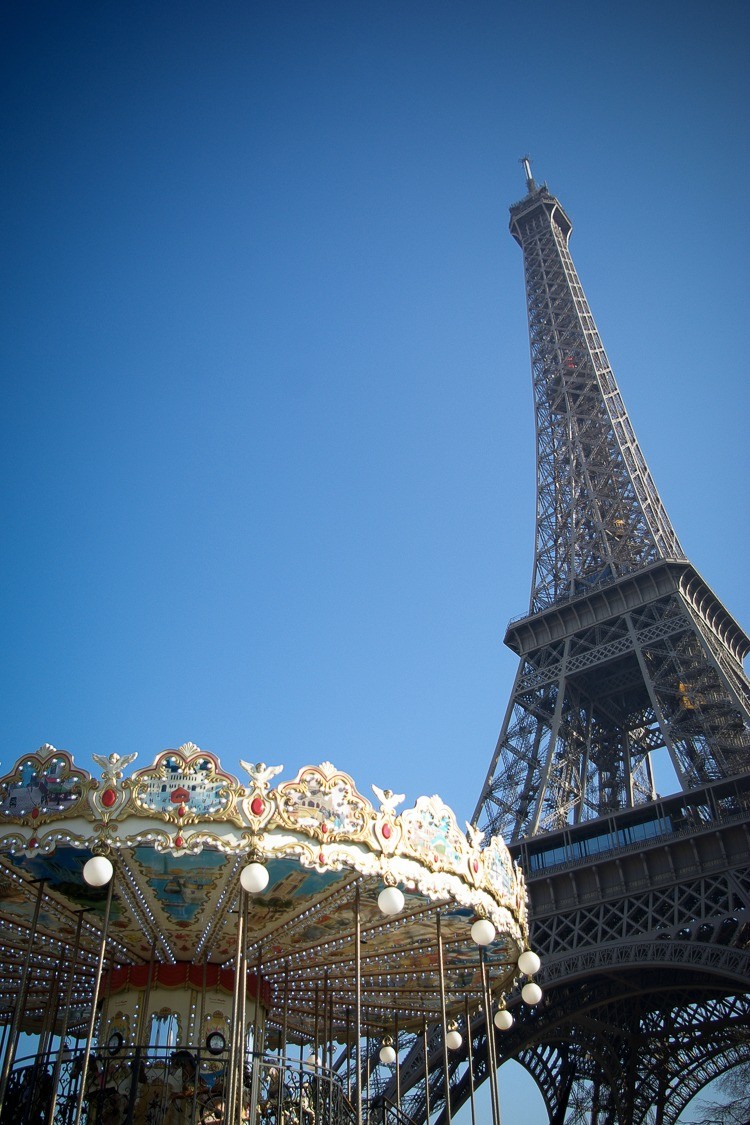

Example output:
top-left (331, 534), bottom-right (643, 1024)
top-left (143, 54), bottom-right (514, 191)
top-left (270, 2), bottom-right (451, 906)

top-left (461, 169), bottom-right (750, 1122)
top-left (520, 153), bottom-right (537, 194)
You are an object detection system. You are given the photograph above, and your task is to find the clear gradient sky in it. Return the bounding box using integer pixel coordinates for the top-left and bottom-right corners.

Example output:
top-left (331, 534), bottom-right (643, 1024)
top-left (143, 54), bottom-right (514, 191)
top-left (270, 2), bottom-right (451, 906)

top-left (2, 3), bottom-right (748, 1120)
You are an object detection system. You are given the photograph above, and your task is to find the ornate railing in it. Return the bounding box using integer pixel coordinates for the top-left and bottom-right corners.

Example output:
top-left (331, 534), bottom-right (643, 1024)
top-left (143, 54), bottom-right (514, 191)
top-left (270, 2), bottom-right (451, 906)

top-left (0, 1046), bottom-right (358, 1125)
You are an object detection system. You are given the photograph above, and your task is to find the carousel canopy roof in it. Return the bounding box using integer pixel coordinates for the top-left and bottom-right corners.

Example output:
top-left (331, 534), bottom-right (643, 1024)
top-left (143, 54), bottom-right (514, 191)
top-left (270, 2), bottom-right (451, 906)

top-left (0, 744), bottom-right (529, 1040)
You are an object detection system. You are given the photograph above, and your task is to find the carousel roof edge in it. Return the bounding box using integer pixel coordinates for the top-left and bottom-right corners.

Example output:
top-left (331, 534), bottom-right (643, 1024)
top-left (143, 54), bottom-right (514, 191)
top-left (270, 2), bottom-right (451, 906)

top-left (0, 744), bottom-right (528, 924)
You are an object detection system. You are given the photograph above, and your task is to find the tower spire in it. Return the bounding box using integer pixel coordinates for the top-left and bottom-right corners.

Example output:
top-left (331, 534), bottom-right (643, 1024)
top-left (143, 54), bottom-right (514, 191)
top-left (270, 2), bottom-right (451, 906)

top-left (520, 154), bottom-right (537, 194)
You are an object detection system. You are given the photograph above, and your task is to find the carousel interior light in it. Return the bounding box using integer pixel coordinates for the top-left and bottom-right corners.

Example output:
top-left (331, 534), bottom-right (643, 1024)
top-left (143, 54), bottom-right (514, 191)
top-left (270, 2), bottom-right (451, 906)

top-left (517, 949), bottom-right (541, 976)
top-left (470, 917), bottom-right (496, 946)
top-left (239, 861), bottom-right (270, 893)
top-left (494, 1008), bottom-right (513, 1030)
top-left (522, 980), bottom-right (543, 1006)
top-left (377, 885), bottom-right (405, 916)
top-left (82, 855), bottom-right (113, 887)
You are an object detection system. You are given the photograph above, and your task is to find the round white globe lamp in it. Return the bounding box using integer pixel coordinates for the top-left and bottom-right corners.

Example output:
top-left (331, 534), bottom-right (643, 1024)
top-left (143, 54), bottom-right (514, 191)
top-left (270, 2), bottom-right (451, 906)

top-left (494, 1009), bottom-right (514, 1031)
top-left (517, 949), bottom-right (541, 976)
top-left (240, 862), bottom-right (270, 894)
top-left (83, 855), bottom-right (113, 887)
top-left (377, 886), bottom-right (405, 916)
top-left (522, 981), bottom-right (543, 1006)
top-left (379, 1043), bottom-right (397, 1064)
top-left (445, 1026), bottom-right (463, 1051)
top-left (470, 918), bottom-right (496, 946)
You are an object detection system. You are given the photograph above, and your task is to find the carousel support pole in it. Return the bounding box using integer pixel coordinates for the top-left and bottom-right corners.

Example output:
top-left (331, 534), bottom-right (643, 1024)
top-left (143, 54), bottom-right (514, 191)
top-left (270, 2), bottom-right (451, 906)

top-left (326, 994), bottom-right (332, 1071)
top-left (365, 1034), bottom-right (371, 1116)
top-left (188, 956), bottom-right (209, 1125)
top-left (0, 1021), bottom-right (9, 1097)
top-left (395, 1012), bottom-right (401, 1116)
top-left (99, 938), bottom-right (118, 1094)
top-left (40, 967), bottom-right (60, 1060)
top-left (49, 924), bottom-right (83, 1125)
top-left (327, 986), bottom-right (334, 1105)
top-left (124, 941), bottom-right (158, 1125)
top-left (135, 945), bottom-right (157, 1050)
top-left (314, 982), bottom-right (321, 1122)
top-left (323, 970), bottom-right (330, 1088)
top-left (479, 950), bottom-right (501, 1125)
top-left (345, 1007), bottom-right (352, 1103)
top-left (0, 878), bottom-right (45, 1107)
top-left (278, 963), bottom-right (289, 1121)
top-left (422, 1018), bottom-right (431, 1123)
top-left (30, 965), bottom-right (60, 1122)
top-left (72, 871), bottom-right (116, 1125)
top-left (463, 995), bottom-right (476, 1125)
top-left (436, 912), bottom-right (452, 1124)
top-left (198, 955), bottom-right (208, 1052)
top-left (225, 899), bottom-right (245, 1125)
top-left (354, 885), bottom-right (363, 1125)
top-left (239, 903), bottom-right (250, 1125)
top-left (248, 937), bottom-right (263, 1125)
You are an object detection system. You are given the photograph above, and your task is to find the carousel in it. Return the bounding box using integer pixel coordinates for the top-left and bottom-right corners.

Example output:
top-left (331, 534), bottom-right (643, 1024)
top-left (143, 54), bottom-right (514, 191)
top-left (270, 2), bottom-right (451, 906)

top-left (0, 744), bottom-right (541, 1125)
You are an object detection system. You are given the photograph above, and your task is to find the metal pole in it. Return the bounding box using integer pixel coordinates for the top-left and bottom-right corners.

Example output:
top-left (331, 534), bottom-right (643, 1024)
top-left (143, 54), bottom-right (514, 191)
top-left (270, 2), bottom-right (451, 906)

top-left (135, 946), bottom-right (157, 1048)
top-left (365, 1034), bottom-right (371, 1117)
top-left (225, 902), bottom-right (244, 1125)
top-left (39, 966), bottom-right (60, 1059)
top-left (72, 872), bottom-right (116, 1125)
top-left (198, 955), bottom-right (208, 1051)
top-left (355, 885), bottom-right (363, 1125)
top-left (323, 970), bottom-right (330, 1073)
top-left (279, 963), bottom-right (289, 1122)
top-left (464, 995), bottom-right (476, 1125)
top-left (422, 1018), bottom-right (431, 1123)
top-left (248, 937), bottom-right (263, 1125)
top-left (328, 989), bottom-right (335, 1117)
top-left (436, 913), bottom-right (452, 1124)
top-left (314, 982), bottom-right (321, 1123)
top-left (480, 950), bottom-right (501, 1125)
top-left (239, 903), bottom-right (250, 1125)
top-left (0, 878), bottom-right (45, 1105)
top-left (47, 912), bottom-right (84, 1125)
top-left (395, 1012), bottom-right (401, 1116)
top-left (346, 1007), bottom-right (352, 1103)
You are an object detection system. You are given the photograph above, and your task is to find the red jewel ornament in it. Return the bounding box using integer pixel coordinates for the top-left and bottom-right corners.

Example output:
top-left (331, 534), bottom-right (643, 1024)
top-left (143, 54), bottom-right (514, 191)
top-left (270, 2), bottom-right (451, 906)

top-left (31, 808), bottom-right (39, 820)
top-left (382, 823), bottom-right (392, 840)
top-left (473, 859), bottom-right (479, 873)
top-left (251, 797), bottom-right (264, 816)
top-left (175, 835), bottom-right (184, 848)
top-left (318, 852), bottom-right (325, 865)
top-left (101, 788), bottom-right (117, 809)
top-left (321, 823), bottom-right (328, 834)
top-left (178, 805), bottom-right (186, 817)
top-left (29, 838), bottom-right (37, 849)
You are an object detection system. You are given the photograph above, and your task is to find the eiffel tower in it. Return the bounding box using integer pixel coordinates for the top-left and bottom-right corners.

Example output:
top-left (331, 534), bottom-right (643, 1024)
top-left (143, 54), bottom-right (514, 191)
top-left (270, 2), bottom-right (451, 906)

top-left (460, 162), bottom-right (750, 1123)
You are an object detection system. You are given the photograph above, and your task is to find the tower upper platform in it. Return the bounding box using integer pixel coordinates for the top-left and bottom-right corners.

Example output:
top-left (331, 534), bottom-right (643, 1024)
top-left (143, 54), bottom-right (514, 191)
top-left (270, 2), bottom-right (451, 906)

top-left (509, 182), bottom-right (573, 247)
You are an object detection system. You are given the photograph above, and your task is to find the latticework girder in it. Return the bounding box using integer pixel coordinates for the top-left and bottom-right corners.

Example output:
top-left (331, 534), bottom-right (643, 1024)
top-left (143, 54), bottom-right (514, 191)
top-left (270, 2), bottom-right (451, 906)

top-left (510, 185), bottom-right (684, 614)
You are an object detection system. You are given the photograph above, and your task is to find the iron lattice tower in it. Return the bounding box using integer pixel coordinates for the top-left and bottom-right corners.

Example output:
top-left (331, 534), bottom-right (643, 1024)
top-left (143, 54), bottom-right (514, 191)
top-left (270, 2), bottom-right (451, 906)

top-left (462, 163), bottom-right (750, 1123)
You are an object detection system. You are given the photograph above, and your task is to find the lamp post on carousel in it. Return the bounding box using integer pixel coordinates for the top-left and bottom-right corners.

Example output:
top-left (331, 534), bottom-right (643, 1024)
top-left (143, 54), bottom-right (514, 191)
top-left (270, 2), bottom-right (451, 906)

top-left (72, 853), bottom-right (116, 1125)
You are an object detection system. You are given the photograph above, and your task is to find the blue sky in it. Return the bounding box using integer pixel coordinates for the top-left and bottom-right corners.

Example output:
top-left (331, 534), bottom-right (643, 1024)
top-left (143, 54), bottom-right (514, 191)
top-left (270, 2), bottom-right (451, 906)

top-left (1, 2), bottom-right (748, 1119)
